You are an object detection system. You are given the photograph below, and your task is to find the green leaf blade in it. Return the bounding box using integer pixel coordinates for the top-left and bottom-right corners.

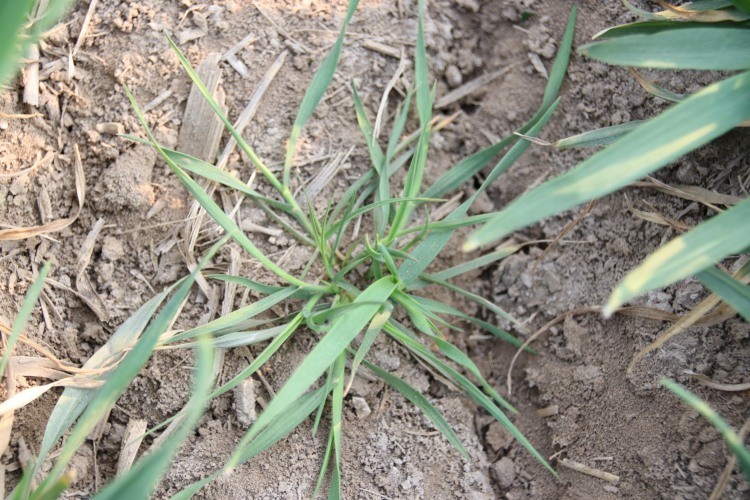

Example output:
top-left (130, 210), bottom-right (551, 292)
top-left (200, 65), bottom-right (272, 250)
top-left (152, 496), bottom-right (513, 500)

top-left (93, 335), bottom-right (214, 500)
top-left (606, 198), bottom-right (750, 314)
top-left (467, 70), bottom-right (750, 251)
top-left (33, 235), bottom-right (230, 498)
top-left (363, 358), bottom-right (469, 459)
top-left (697, 265), bottom-right (750, 322)
top-left (0, 262), bottom-right (49, 377)
top-left (284, 0), bottom-right (361, 186)
top-left (661, 379), bottom-right (750, 482)
top-left (226, 277), bottom-right (398, 472)
top-left (581, 22), bottom-right (750, 70)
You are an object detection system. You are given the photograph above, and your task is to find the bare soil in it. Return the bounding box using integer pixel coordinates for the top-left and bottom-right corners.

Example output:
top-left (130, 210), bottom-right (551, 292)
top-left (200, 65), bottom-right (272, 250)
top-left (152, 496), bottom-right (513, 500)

top-left (1, 0), bottom-right (749, 498)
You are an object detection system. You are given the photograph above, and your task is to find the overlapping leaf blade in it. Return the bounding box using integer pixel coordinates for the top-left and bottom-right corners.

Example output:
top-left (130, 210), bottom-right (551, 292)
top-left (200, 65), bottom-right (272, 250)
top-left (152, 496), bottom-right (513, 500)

top-left (467, 70), bottom-right (750, 252)
top-left (698, 265), bottom-right (750, 322)
top-left (32, 283), bottom-right (176, 479)
top-left (606, 198), bottom-right (750, 314)
top-left (581, 22), bottom-right (750, 70)
top-left (32, 236), bottom-right (229, 498)
top-left (93, 334), bottom-right (214, 500)
top-left (223, 277), bottom-right (397, 472)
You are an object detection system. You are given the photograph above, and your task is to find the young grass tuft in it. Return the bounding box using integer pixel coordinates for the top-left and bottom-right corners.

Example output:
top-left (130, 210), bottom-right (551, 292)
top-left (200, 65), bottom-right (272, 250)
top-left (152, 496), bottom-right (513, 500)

top-left (15, 2), bottom-right (579, 497)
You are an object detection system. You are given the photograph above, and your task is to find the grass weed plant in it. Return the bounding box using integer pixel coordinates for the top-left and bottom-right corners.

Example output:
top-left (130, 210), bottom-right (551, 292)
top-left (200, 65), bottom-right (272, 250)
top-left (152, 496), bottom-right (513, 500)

top-left (5, 1), bottom-right (580, 497)
top-left (465, 0), bottom-right (750, 322)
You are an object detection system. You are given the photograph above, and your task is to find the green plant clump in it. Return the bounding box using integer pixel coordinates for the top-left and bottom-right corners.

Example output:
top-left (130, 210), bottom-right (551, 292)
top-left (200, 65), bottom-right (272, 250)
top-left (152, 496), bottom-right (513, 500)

top-left (8, 1), bottom-right (580, 498)
top-left (466, 0), bottom-right (750, 321)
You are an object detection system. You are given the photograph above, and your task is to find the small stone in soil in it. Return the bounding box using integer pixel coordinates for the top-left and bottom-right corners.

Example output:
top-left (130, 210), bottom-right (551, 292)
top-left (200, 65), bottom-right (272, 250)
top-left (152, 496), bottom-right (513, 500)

top-left (485, 421), bottom-right (513, 452)
top-left (102, 236), bottom-right (125, 261)
top-left (492, 457), bottom-right (516, 489)
top-left (234, 378), bottom-right (256, 427)
top-left (445, 64), bottom-right (463, 88)
top-left (351, 396), bottom-right (371, 419)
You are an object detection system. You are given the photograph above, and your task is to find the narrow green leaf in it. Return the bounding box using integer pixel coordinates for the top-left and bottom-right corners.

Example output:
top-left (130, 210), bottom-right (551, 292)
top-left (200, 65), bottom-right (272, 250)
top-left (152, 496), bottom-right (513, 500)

top-left (556, 121), bottom-right (644, 149)
top-left (33, 282), bottom-right (177, 479)
top-left (543, 6), bottom-right (577, 108)
top-left (401, 99), bottom-right (560, 286)
top-left (174, 386), bottom-right (327, 500)
top-left (631, 72), bottom-right (686, 104)
top-left (164, 37), bottom-right (283, 191)
top-left (386, 91), bottom-right (413, 165)
top-left (94, 334), bottom-right (214, 500)
top-left (127, 86), bottom-right (324, 292)
top-left (421, 3), bottom-right (574, 199)
top-left (431, 335), bottom-right (512, 412)
top-left (307, 301), bottom-right (384, 327)
top-left (395, 291), bottom-right (438, 335)
top-left (393, 293), bottom-right (513, 412)
top-left (415, 0), bottom-right (431, 127)
top-left (207, 274), bottom-right (286, 295)
top-left (389, 119), bottom-right (431, 239)
top-left (166, 287), bottom-right (298, 343)
top-left (328, 354), bottom-right (346, 500)
top-left (0, 262), bottom-right (49, 377)
top-left (142, 313), bottom-right (308, 443)
top-left (284, 0), bottom-right (361, 186)
top-left (312, 365), bottom-right (334, 436)
top-left (419, 273), bottom-right (518, 325)
top-left (422, 135), bottom-right (515, 199)
top-left (467, 70), bottom-right (750, 251)
top-left (661, 379), bottom-right (750, 482)
top-left (347, 303), bottom-right (393, 391)
top-left (351, 82), bottom-right (390, 233)
top-left (326, 197), bottom-right (442, 239)
top-left (211, 314), bottom-right (306, 401)
top-left (385, 321), bottom-right (556, 476)
top-left (236, 386), bottom-right (327, 465)
top-left (582, 22), bottom-right (750, 70)
top-left (732, 0), bottom-right (750, 13)
top-left (225, 277), bottom-right (398, 472)
top-left (362, 358), bottom-right (469, 459)
top-left (29, 474), bottom-right (71, 500)
top-left (122, 136), bottom-right (287, 210)
top-left (328, 458), bottom-right (342, 500)
top-left (423, 3), bottom-right (573, 201)
top-left (606, 198), bottom-right (750, 314)
top-left (697, 265), bottom-right (750, 322)
top-left (431, 246), bottom-right (522, 282)
top-left (351, 83), bottom-right (385, 172)
top-left (33, 235), bottom-right (230, 498)
top-left (314, 429), bottom-right (335, 499)
top-left (171, 325), bottom-right (289, 349)
top-left (410, 295), bottom-right (528, 350)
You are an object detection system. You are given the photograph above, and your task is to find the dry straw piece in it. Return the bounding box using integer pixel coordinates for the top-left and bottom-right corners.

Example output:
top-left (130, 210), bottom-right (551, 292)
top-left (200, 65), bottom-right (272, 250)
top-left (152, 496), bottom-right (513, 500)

top-left (559, 458), bottom-right (620, 483)
top-left (0, 145), bottom-right (85, 241)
